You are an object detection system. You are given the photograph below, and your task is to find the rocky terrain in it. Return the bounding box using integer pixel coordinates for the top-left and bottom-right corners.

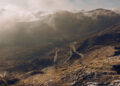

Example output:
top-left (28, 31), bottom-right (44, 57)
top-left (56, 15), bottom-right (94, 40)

top-left (0, 8), bottom-right (120, 73)
top-left (0, 9), bottom-right (120, 86)
top-left (18, 24), bottom-right (120, 86)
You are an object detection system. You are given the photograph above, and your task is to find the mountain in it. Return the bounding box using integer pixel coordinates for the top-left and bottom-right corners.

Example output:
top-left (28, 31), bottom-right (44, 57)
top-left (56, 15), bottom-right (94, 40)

top-left (0, 8), bottom-right (120, 73)
top-left (0, 8), bottom-right (120, 86)
top-left (86, 8), bottom-right (119, 16)
top-left (11, 22), bottom-right (120, 86)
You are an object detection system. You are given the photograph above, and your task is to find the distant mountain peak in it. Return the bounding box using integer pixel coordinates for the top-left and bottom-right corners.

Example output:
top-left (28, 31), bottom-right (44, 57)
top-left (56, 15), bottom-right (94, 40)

top-left (87, 8), bottom-right (119, 17)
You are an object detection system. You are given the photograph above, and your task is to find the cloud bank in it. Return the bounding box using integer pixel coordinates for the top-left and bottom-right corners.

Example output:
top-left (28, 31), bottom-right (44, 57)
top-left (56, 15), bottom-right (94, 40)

top-left (27, 0), bottom-right (75, 11)
top-left (0, 0), bottom-right (119, 12)
top-left (0, 0), bottom-right (119, 34)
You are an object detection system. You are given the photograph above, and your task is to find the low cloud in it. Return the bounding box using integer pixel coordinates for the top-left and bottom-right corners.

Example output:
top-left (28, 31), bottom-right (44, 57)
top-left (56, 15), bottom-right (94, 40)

top-left (27, 0), bottom-right (76, 11)
top-left (0, 0), bottom-right (119, 12)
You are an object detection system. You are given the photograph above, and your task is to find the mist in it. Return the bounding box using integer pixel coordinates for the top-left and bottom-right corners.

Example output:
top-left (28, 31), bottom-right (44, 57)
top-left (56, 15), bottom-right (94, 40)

top-left (0, 0), bottom-right (120, 72)
top-left (1, 0), bottom-right (120, 12)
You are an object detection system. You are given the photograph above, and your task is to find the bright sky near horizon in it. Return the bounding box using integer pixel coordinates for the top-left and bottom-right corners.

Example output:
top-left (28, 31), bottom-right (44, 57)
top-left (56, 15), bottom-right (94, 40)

top-left (0, 0), bottom-right (120, 11)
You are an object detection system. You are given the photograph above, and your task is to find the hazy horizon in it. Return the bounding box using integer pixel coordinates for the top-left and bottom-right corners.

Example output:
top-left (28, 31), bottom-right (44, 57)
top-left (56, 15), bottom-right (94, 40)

top-left (0, 0), bottom-right (120, 12)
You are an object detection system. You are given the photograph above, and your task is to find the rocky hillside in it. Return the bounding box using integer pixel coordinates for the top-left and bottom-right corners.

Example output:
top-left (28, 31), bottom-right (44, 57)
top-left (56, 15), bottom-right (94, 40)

top-left (0, 9), bottom-right (120, 86)
top-left (1, 20), bottom-right (119, 86)
top-left (0, 8), bottom-right (120, 73)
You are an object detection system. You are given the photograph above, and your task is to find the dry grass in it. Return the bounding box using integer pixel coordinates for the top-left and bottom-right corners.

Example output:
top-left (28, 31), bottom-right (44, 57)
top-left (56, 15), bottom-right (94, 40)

top-left (12, 45), bottom-right (120, 86)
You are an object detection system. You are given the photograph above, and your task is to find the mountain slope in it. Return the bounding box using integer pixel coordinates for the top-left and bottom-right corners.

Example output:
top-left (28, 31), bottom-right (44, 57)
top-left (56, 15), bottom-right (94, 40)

top-left (0, 9), bottom-right (120, 73)
top-left (9, 23), bottom-right (120, 86)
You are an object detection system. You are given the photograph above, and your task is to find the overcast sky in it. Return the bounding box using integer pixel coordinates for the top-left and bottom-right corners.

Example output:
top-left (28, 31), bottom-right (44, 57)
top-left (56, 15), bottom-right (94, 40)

top-left (0, 0), bottom-right (120, 11)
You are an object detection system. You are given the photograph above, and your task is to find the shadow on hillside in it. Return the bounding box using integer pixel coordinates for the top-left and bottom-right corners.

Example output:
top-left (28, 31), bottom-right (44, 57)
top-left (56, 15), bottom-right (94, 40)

top-left (114, 46), bottom-right (120, 56)
top-left (112, 64), bottom-right (120, 74)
